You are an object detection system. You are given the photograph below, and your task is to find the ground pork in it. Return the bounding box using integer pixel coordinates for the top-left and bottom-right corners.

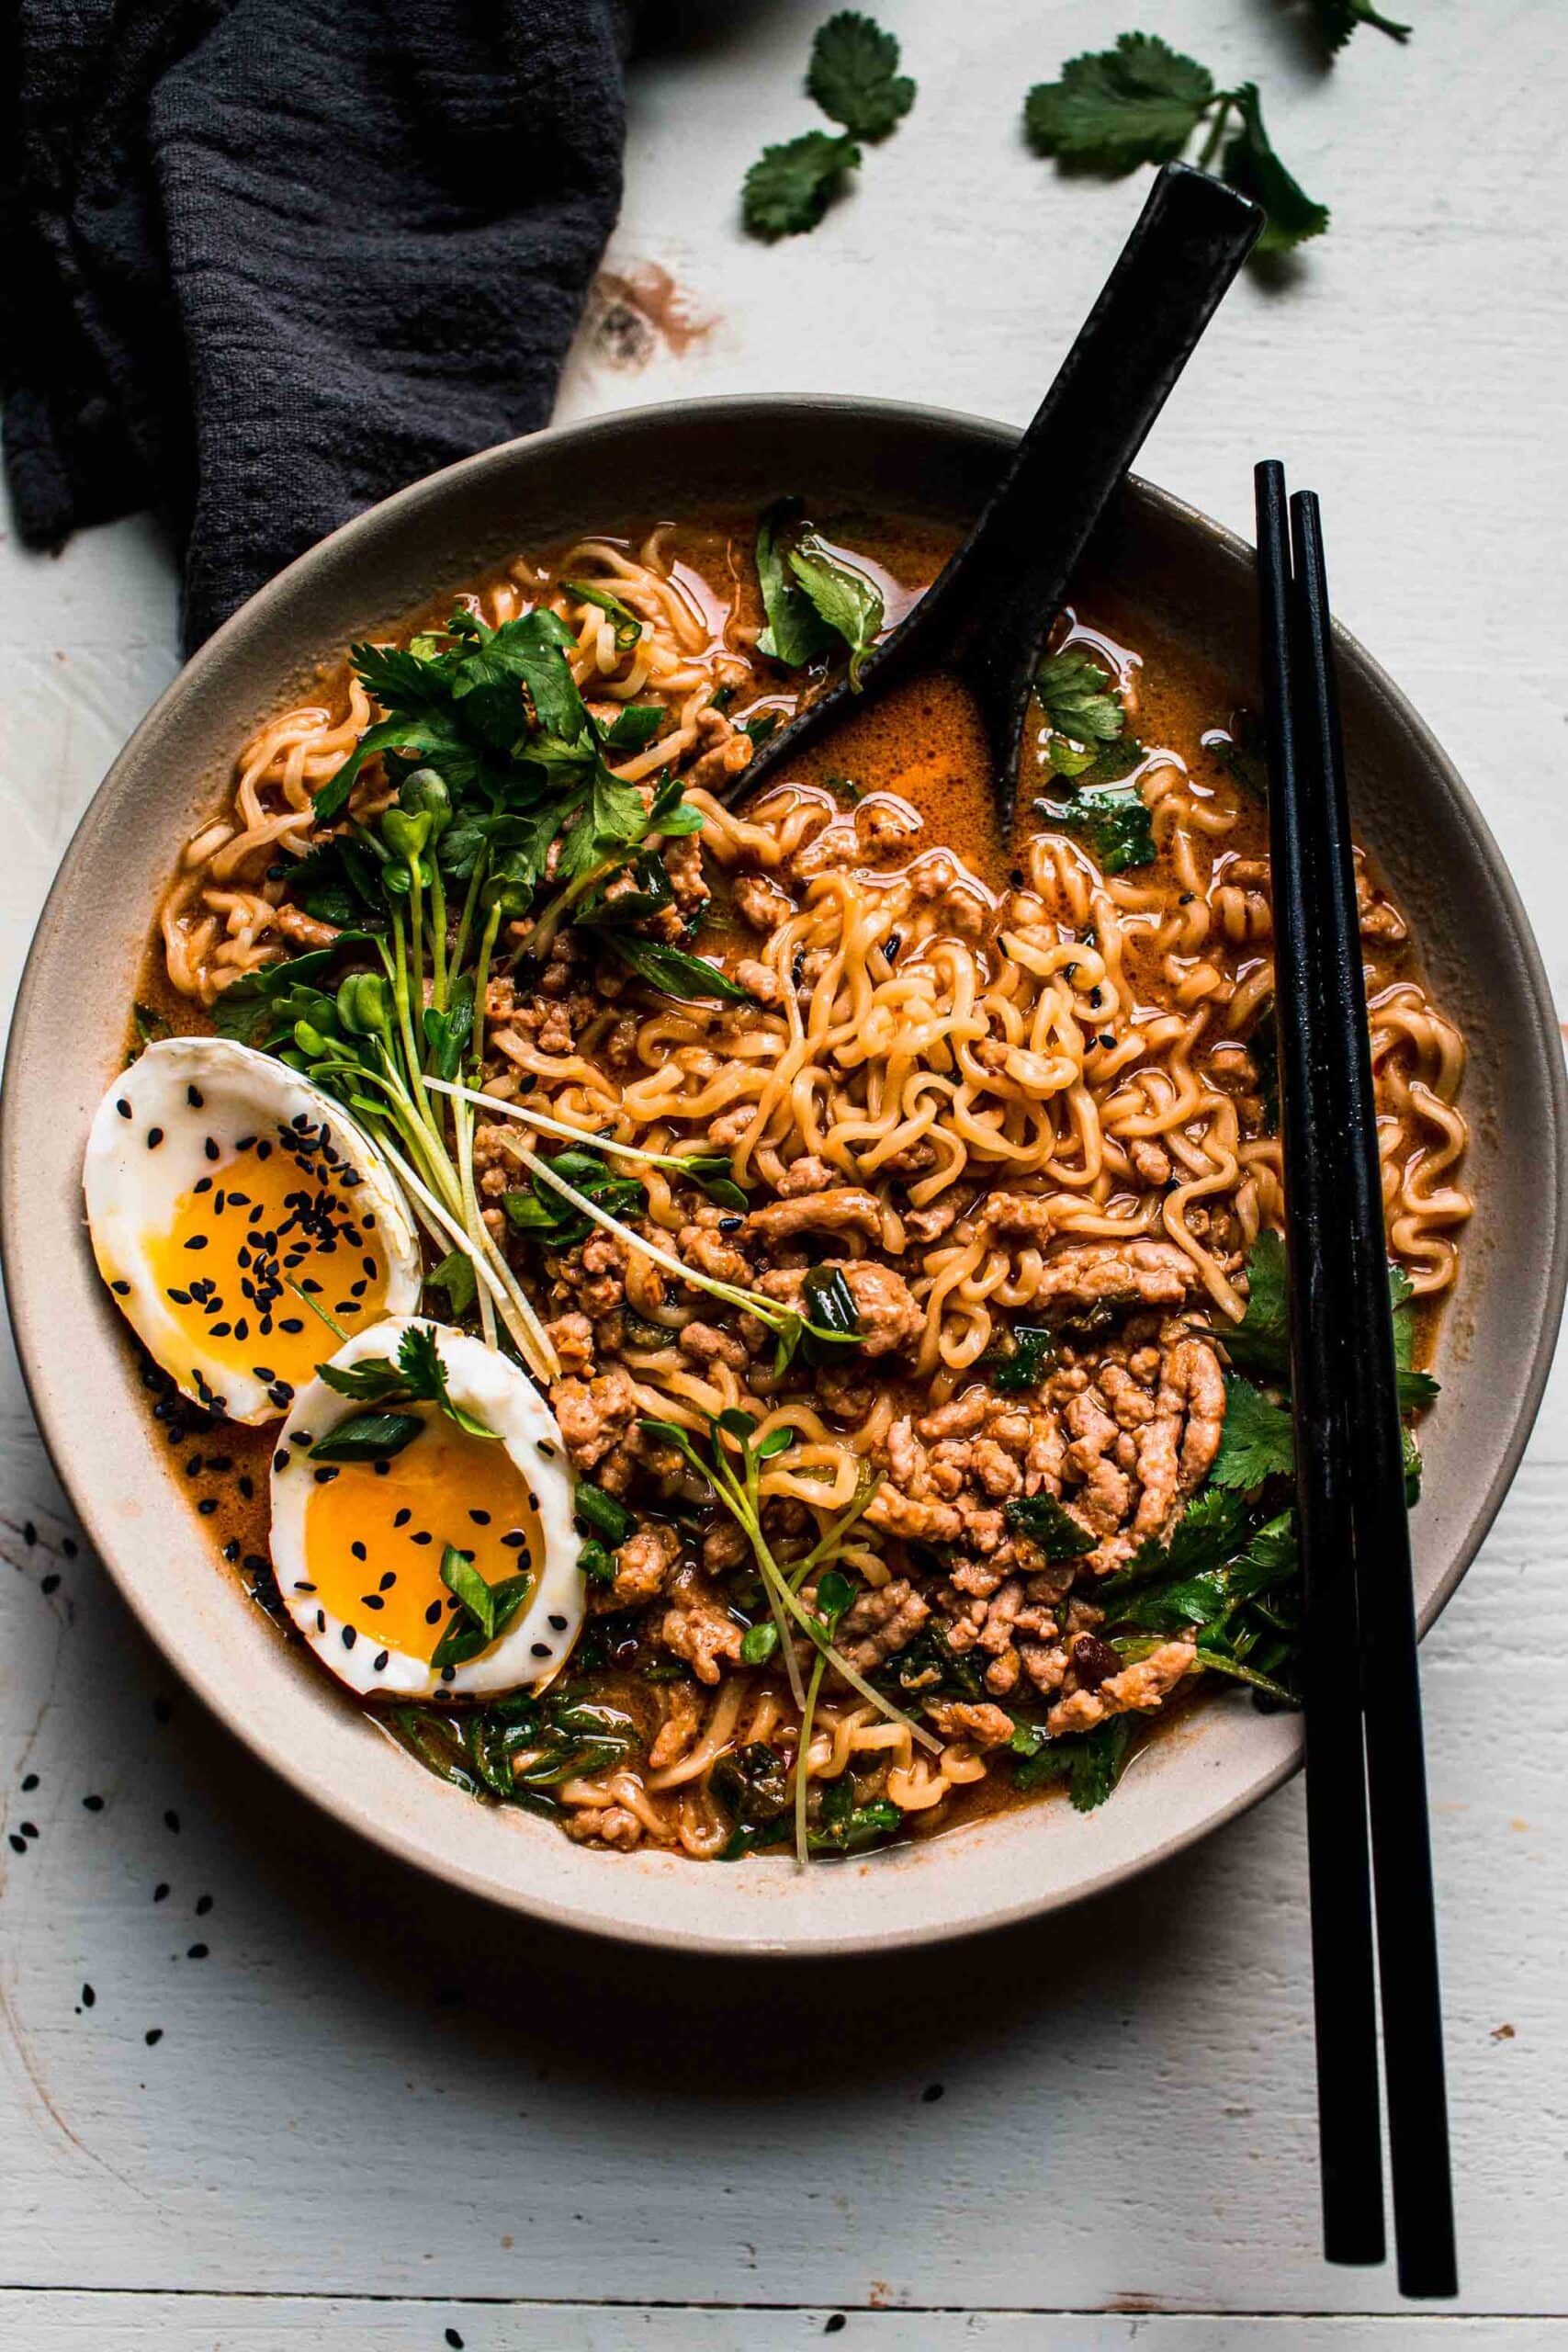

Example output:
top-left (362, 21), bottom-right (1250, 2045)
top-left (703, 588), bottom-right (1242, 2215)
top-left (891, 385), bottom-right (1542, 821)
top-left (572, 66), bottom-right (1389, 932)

top-left (1047, 1639), bottom-right (1197, 1736)
top-left (660, 1567), bottom-right (744, 1685)
top-left (758, 1260), bottom-right (923, 1358)
top-left (562, 1804), bottom-right (643, 1849)
top-left (835, 1578), bottom-right (930, 1672)
top-left (924, 1700), bottom-right (1016, 1749)
top-left (732, 871), bottom-right (796, 934)
top-left (647, 1679), bottom-right (705, 1771)
top-left (605, 1522), bottom-right (679, 1610)
top-left (553, 1365), bottom-right (639, 1472)
top-left (747, 1187), bottom-right (882, 1245)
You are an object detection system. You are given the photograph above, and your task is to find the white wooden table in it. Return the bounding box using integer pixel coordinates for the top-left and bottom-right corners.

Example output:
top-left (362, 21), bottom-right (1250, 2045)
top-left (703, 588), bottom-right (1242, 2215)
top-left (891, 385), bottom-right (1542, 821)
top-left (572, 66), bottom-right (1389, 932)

top-left (4, 5), bottom-right (1565, 2344)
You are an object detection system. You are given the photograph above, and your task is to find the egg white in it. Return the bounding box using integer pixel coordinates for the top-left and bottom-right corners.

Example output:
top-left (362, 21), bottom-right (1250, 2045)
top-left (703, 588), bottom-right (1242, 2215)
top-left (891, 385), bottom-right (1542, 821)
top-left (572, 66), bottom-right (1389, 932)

top-left (269, 1317), bottom-right (585, 1700)
top-left (85, 1035), bottom-right (421, 1424)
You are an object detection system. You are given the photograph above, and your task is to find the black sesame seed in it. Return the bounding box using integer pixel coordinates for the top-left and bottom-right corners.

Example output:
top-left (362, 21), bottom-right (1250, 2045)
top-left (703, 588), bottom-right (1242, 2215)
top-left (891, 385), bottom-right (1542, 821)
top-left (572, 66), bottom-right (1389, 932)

top-left (379, 1571), bottom-right (397, 1591)
top-left (425, 1600), bottom-right (442, 1625)
top-left (194, 1176), bottom-right (213, 1195)
top-left (40, 1572), bottom-right (61, 1594)
top-left (204, 1138), bottom-right (220, 1162)
top-left (468, 1509), bottom-right (491, 1526)
top-left (502, 1531), bottom-right (525, 1549)
top-left (7, 1836), bottom-right (24, 1856)
top-left (538, 1441), bottom-right (556, 1457)
top-left (83, 1793), bottom-right (104, 1813)
top-left (440, 1666), bottom-right (456, 1684)
top-left (351, 1541), bottom-right (367, 1562)
top-left (412, 1531), bottom-right (433, 1547)
top-left (342, 1626), bottom-right (356, 1650)
top-left (20, 1821), bottom-right (38, 1839)
top-left (446, 2332), bottom-right (465, 2350)
top-left (164, 1811), bottom-right (180, 1833)
top-left (186, 1085), bottom-right (204, 1108)
top-left (273, 1452), bottom-right (288, 1474)
top-left (146, 1127), bottom-right (164, 1148)
top-left (920, 2083), bottom-right (944, 2103)
top-left (184, 1235), bottom-right (209, 1251)
top-left (196, 1894), bottom-right (213, 1917)
top-left (373, 1650), bottom-right (389, 1672)
top-left (21, 1774), bottom-right (38, 1792)
top-left (316, 1610), bottom-right (326, 1633)
top-left (223, 1540), bottom-right (241, 1563)
top-left (547, 1613), bottom-right (568, 1632)
top-left (373, 1459), bottom-right (390, 1477)
top-left (313, 1466), bottom-right (339, 1485)
top-left (530, 1643), bottom-right (551, 1659)
top-left (81, 1983), bottom-right (96, 2007)
top-left (197, 1498), bottom-right (218, 1517)
top-left (110, 1279), bottom-right (130, 1296)
top-left (116, 1098), bottom-right (131, 1119)
top-left (186, 1943), bottom-right (209, 1961)
top-left (293, 1580), bottom-right (316, 1593)
top-left (394, 1508), bottom-right (412, 1528)
top-left (145, 2028), bottom-right (164, 2045)
top-left (361, 1594), bottom-right (384, 1611)
top-left (153, 1882), bottom-right (170, 1902)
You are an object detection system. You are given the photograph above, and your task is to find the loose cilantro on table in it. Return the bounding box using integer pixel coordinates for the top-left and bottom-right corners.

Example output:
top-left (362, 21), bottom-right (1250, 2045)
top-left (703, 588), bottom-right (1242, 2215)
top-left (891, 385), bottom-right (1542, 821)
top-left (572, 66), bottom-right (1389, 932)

top-left (742, 131), bottom-right (862, 241)
top-left (742, 13), bottom-right (914, 241)
top-left (1023, 33), bottom-right (1328, 256)
top-left (807, 11), bottom-right (915, 141)
top-left (1310, 0), bottom-right (1410, 51)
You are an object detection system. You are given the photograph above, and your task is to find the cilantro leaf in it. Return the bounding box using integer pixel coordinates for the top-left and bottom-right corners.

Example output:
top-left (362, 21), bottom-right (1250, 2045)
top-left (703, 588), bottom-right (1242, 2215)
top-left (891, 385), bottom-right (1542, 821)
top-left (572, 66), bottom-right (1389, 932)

top-left (555, 763), bottom-right (649, 880)
top-left (1212, 1374), bottom-right (1295, 1491)
top-left (1069, 1716), bottom-right (1135, 1811)
top-left (1024, 34), bottom-right (1214, 171)
top-left (1004, 1492), bottom-right (1096, 1561)
top-left (603, 703), bottom-right (666, 752)
top-left (754, 498), bottom-right (834, 668)
top-left (1036, 647), bottom-right (1125, 745)
top-left (1310, 0), bottom-right (1410, 51)
top-left (1222, 85), bottom-right (1330, 255)
top-left (807, 11), bottom-right (915, 141)
top-left (1101, 1483), bottom-right (1254, 1599)
top-left (425, 1250), bottom-right (478, 1318)
top-left (787, 534), bottom-right (885, 685)
top-left (742, 130), bottom-right (861, 241)
top-left (1221, 1228), bottom-right (1291, 1380)
top-left (991, 1323), bottom-right (1055, 1393)
top-left (600, 933), bottom-right (758, 1005)
top-left (1035, 786), bottom-right (1155, 875)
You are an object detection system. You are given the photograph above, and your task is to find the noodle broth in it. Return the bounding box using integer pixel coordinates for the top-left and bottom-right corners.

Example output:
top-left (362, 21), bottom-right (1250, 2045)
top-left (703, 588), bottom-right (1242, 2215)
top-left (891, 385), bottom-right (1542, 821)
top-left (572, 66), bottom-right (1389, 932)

top-left (126, 508), bottom-right (1469, 1861)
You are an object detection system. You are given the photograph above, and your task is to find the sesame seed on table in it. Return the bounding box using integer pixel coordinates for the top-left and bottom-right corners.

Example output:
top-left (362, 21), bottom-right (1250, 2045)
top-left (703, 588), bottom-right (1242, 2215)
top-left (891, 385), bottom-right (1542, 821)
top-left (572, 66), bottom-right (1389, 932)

top-left (1, 4), bottom-right (1565, 2342)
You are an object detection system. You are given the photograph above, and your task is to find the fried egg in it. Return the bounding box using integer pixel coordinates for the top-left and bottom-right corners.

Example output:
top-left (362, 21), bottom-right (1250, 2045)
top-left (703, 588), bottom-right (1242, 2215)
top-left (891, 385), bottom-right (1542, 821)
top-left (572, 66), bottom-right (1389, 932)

top-left (269, 1317), bottom-right (584, 1699)
top-left (85, 1036), bottom-right (421, 1424)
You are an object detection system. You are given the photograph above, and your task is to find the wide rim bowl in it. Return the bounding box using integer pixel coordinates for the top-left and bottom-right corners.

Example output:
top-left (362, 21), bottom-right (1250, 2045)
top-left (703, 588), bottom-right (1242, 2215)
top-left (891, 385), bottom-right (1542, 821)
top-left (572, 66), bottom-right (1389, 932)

top-left (5, 394), bottom-right (1563, 1957)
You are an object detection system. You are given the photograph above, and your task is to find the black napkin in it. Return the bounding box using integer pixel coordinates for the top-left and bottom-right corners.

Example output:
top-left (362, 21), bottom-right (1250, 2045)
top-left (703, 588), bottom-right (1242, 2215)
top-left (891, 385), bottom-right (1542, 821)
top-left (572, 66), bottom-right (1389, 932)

top-left (3, 0), bottom-right (631, 651)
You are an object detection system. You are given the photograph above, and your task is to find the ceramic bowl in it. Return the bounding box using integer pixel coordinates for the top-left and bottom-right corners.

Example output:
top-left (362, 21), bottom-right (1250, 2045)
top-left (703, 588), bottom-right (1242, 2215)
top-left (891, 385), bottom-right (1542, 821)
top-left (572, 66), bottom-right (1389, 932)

top-left (5, 397), bottom-right (1563, 1955)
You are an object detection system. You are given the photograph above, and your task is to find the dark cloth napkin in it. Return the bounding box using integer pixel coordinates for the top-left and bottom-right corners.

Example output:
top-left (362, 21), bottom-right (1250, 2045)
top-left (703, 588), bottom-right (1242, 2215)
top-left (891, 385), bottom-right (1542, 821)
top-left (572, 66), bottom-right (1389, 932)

top-left (4, 0), bottom-right (630, 650)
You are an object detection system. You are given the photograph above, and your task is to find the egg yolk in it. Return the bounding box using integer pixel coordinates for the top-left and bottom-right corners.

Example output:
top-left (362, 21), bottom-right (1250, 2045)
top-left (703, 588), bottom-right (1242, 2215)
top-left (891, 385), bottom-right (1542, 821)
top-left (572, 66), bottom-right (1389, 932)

top-left (293, 1408), bottom-right (548, 1667)
top-left (142, 1120), bottom-right (389, 1410)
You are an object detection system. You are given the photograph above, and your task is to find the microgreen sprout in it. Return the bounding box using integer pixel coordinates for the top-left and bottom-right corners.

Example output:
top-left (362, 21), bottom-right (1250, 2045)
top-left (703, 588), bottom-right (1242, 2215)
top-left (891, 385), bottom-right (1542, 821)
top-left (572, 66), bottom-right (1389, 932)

top-left (638, 1406), bottom-right (935, 1864)
top-left (513, 1146), bottom-right (861, 1375)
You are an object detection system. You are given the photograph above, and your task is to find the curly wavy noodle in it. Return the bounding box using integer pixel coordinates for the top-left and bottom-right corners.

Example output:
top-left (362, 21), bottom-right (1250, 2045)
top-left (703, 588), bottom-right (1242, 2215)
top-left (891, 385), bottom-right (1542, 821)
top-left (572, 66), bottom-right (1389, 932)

top-left (157, 525), bottom-right (1472, 1849)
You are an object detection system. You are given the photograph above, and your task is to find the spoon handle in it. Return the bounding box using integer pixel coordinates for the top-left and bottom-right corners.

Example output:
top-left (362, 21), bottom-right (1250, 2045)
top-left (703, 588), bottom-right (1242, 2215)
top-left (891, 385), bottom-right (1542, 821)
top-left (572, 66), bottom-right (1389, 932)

top-left (732, 162), bottom-right (1262, 823)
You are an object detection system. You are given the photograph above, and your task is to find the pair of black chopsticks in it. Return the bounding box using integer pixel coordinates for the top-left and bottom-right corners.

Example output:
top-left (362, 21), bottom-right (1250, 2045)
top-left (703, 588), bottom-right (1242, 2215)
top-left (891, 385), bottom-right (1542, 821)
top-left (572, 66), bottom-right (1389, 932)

top-left (1254, 461), bottom-right (1457, 2299)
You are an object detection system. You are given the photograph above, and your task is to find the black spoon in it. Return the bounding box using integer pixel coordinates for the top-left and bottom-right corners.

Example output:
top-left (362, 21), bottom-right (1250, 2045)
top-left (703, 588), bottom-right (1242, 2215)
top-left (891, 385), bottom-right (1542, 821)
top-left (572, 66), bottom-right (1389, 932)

top-left (723, 161), bottom-right (1263, 829)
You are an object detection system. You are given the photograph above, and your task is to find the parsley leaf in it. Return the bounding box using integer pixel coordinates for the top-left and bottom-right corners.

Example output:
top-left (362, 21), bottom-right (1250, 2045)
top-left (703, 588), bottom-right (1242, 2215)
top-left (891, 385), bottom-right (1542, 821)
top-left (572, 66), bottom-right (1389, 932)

top-left (807, 11), bottom-right (915, 141)
top-left (742, 130), bottom-right (861, 240)
top-left (1024, 34), bottom-right (1214, 171)
top-left (1212, 1374), bottom-right (1295, 1491)
top-left (1222, 85), bottom-right (1330, 255)
top-left (1035, 786), bottom-right (1155, 875)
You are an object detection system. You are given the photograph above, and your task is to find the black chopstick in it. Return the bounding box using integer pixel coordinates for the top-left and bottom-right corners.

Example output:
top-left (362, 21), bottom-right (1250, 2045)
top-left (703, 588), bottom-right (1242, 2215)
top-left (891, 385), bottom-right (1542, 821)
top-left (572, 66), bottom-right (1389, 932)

top-left (1255, 460), bottom-right (1386, 2269)
top-left (1256, 460), bottom-right (1458, 2298)
top-left (1286, 489), bottom-right (1458, 2300)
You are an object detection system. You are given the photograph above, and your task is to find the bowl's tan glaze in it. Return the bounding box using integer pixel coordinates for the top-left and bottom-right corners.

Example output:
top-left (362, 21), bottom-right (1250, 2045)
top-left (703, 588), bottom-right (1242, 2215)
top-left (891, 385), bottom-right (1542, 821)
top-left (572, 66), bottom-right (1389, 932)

top-left (5, 398), bottom-right (1562, 1955)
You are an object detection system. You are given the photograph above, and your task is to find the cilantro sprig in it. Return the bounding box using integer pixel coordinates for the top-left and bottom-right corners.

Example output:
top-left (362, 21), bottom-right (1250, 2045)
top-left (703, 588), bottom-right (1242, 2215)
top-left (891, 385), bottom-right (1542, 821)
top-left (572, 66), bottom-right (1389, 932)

top-left (310, 1325), bottom-right (497, 1462)
top-left (1024, 33), bottom-right (1329, 256)
top-left (743, 13), bottom-right (916, 242)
